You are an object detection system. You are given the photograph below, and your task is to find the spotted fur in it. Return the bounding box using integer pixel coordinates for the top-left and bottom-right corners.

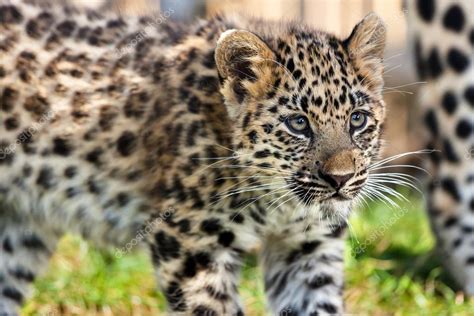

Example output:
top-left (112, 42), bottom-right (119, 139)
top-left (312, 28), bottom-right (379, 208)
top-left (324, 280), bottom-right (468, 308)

top-left (0, 1), bottom-right (387, 314)
top-left (408, 0), bottom-right (474, 295)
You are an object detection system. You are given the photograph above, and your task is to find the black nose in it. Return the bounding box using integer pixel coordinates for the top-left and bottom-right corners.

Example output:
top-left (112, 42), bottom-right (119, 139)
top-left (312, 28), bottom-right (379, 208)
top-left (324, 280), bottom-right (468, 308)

top-left (318, 171), bottom-right (354, 189)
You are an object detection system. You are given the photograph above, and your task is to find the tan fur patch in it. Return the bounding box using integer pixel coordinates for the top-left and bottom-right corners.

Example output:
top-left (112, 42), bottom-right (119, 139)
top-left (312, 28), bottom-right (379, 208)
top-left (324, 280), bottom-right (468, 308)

top-left (322, 149), bottom-right (355, 176)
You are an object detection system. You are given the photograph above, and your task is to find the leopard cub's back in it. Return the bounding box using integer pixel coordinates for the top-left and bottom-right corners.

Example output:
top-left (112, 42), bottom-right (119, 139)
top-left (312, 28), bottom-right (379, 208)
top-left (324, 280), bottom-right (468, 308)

top-left (0, 0), bottom-right (189, 244)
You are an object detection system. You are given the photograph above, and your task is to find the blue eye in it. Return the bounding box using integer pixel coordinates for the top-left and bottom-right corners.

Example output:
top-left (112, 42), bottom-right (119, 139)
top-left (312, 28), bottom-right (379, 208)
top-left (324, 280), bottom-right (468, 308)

top-left (350, 112), bottom-right (367, 130)
top-left (286, 115), bottom-right (310, 135)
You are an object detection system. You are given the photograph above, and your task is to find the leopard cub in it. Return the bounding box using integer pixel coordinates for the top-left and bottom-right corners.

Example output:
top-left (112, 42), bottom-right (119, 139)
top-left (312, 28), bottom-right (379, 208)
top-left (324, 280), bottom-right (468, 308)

top-left (0, 0), bottom-right (386, 314)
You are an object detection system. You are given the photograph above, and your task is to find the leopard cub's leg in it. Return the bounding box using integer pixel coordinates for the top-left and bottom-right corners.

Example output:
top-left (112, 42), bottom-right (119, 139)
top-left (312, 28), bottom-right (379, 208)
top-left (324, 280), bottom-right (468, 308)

top-left (148, 211), bottom-right (253, 315)
top-left (0, 209), bottom-right (60, 316)
top-left (262, 221), bottom-right (346, 315)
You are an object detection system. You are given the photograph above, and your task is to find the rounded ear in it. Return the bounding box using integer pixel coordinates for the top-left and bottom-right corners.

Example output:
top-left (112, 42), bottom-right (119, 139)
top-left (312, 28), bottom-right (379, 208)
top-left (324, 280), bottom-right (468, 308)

top-left (343, 13), bottom-right (386, 92)
top-left (215, 29), bottom-right (275, 80)
top-left (215, 29), bottom-right (276, 119)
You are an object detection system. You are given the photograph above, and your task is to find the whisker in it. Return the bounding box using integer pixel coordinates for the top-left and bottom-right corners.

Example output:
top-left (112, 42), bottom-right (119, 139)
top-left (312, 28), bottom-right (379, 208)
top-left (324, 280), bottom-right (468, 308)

top-left (369, 172), bottom-right (421, 183)
top-left (382, 90), bottom-right (414, 95)
top-left (267, 186), bottom-right (299, 213)
top-left (369, 172), bottom-right (422, 184)
top-left (210, 142), bottom-right (237, 153)
top-left (193, 155), bottom-right (239, 161)
top-left (358, 187), bottom-right (377, 205)
top-left (354, 190), bottom-right (370, 210)
top-left (368, 174), bottom-right (423, 194)
top-left (214, 164), bottom-right (294, 175)
top-left (216, 175), bottom-right (289, 181)
top-left (190, 156), bottom-right (242, 177)
top-left (382, 64), bottom-right (402, 75)
top-left (363, 184), bottom-right (399, 208)
top-left (370, 164), bottom-right (430, 175)
top-left (383, 81), bottom-right (427, 89)
top-left (367, 182), bottom-right (409, 202)
top-left (383, 52), bottom-right (405, 62)
top-left (213, 182), bottom-right (283, 203)
top-left (369, 149), bottom-right (435, 169)
top-left (294, 184), bottom-right (312, 210)
top-left (230, 184), bottom-right (293, 223)
top-left (270, 189), bottom-right (300, 215)
top-left (367, 182), bottom-right (406, 203)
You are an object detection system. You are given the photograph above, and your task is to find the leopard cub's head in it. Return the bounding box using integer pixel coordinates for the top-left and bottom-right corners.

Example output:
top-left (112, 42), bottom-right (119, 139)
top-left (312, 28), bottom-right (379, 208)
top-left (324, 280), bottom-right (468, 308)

top-left (215, 14), bottom-right (386, 211)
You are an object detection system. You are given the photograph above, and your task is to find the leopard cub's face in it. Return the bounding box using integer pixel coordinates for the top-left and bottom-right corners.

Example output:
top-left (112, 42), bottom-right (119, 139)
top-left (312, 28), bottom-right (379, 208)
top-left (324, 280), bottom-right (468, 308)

top-left (215, 14), bottom-right (386, 211)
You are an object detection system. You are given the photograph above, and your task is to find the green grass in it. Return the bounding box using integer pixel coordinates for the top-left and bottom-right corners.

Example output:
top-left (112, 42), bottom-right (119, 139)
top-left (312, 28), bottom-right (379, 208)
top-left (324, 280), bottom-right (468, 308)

top-left (345, 196), bottom-right (473, 315)
top-left (23, 193), bottom-right (473, 315)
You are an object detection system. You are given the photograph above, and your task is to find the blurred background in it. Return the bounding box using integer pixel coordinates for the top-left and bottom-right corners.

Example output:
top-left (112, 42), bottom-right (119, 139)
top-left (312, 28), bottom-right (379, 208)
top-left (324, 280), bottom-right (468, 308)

top-left (23, 1), bottom-right (473, 315)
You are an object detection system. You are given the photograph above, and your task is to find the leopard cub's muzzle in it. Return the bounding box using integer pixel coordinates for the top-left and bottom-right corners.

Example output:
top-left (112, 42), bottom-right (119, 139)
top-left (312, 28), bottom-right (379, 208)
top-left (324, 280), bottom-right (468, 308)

top-left (319, 149), bottom-right (368, 200)
top-left (292, 149), bottom-right (368, 203)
